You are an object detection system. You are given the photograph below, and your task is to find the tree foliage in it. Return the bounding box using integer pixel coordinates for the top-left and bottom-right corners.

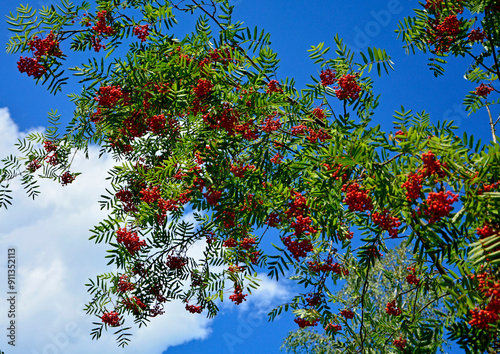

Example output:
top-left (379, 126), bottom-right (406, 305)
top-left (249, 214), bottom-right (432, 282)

top-left (3, 0), bottom-right (500, 352)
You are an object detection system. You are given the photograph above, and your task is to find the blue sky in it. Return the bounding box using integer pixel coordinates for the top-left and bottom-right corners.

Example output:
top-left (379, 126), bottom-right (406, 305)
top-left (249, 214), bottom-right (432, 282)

top-left (0, 0), bottom-right (493, 353)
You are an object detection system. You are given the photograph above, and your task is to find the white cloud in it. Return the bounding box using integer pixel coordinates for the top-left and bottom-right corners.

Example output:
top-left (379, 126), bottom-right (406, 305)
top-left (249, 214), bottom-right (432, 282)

top-left (0, 108), bottom-right (212, 353)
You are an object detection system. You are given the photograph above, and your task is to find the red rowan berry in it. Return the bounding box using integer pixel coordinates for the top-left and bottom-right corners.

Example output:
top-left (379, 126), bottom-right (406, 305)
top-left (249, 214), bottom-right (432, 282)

top-left (325, 323), bottom-right (342, 332)
top-left (266, 80), bottom-right (282, 94)
top-left (320, 68), bottom-right (336, 86)
top-left (61, 172), bottom-right (76, 186)
top-left (385, 300), bottom-right (402, 316)
top-left (393, 337), bottom-right (407, 349)
top-left (342, 183), bottom-right (373, 212)
top-left (194, 79), bottom-right (213, 97)
top-left (468, 28), bottom-right (487, 43)
top-left (475, 83), bottom-right (494, 97)
top-left (340, 309), bottom-right (355, 319)
top-left (122, 296), bottom-right (147, 315)
top-left (294, 317), bottom-right (319, 328)
top-left (117, 274), bottom-right (135, 293)
top-left (101, 311), bottom-right (120, 327)
top-left (335, 74), bottom-right (361, 100)
top-left (17, 56), bottom-right (46, 78)
top-left (116, 228), bottom-right (146, 255)
top-left (229, 285), bottom-right (247, 305)
top-left (185, 303), bottom-right (203, 313)
top-left (133, 24), bottom-right (149, 42)
top-left (165, 255), bottom-right (187, 269)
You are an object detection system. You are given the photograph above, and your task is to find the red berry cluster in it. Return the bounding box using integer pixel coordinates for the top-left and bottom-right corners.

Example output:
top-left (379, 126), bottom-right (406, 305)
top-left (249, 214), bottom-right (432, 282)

top-left (281, 236), bottom-right (313, 261)
top-left (234, 120), bottom-right (259, 140)
top-left (261, 115), bottom-right (282, 132)
top-left (165, 255), bottom-right (187, 269)
top-left (140, 186), bottom-right (161, 204)
top-left (218, 210), bottom-right (236, 229)
top-left (150, 304), bottom-right (165, 317)
top-left (208, 47), bottom-right (233, 64)
top-left (270, 153), bottom-right (283, 164)
top-left (117, 274), bottom-right (135, 293)
top-left (323, 163), bottom-right (348, 182)
top-left (423, 190), bottom-right (459, 223)
top-left (95, 85), bottom-right (123, 108)
top-left (290, 215), bottom-right (317, 236)
top-left (320, 68), bottom-right (336, 86)
top-left (428, 14), bottom-right (462, 53)
top-left (43, 141), bottom-right (59, 166)
top-left (27, 159), bottom-right (41, 173)
top-left (194, 78), bottom-right (213, 97)
top-left (325, 323), bottom-right (342, 332)
top-left (306, 293), bottom-right (321, 307)
top-left (294, 317), bottom-right (319, 328)
top-left (312, 107), bottom-right (325, 120)
top-left (342, 182), bottom-right (373, 212)
top-left (291, 124), bottom-right (307, 135)
top-left (367, 246), bottom-right (383, 259)
top-left (468, 28), bottom-right (487, 43)
top-left (477, 181), bottom-right (500, 195)
top-left (266, 80), bottom-right (283, 94)
top-left (402, 171), bottom-right (423, 201)
top-left (17, 56), bottom-right (46, 78)
top-left (340, 309), bottom-right (355, 319)
top-left (147, 114), bottom-right (166, 134)
top-left (202, 104), bottom-right (241, 134)
top-left (285, 191), bottom-right (317, 237)
top-left (307, 258), bottom-right (346, 275)
top-left (239, 237), bottom-right (257, 250)
top-left (223, 238), bottom-right (238, 248)
top-left (122, 296), bottom-right (147, 315)
top-left (116, 227), bottom-right (146, 255)
top-left (133, 24), bottom-right (149, 42)
top-left (469, 272), bottom-right (500, 329)
top-left (101, 311), bottom-right (120, 327)
top-left (116, 190), bottom-right (137, 213)
top-left (475, 83), bottom-right (494, 97)
top-left (421, 151), bottom-right (447, 178)
top-left (18, 31), bottom-right (62, 78)
top-left (372, 210), bottom-right (401, 238)
top-left (204, 189), bottom-right (222, 206)
top-left (477, 223), bottom-right (498, 238)
top-left (286, 191), bottom-right (308, 218)
top-left (335, 74), bottom-right (361, 100)
top-left (229, 285), bottom-right (247, 305)
top-left (393, 337), bottom-right (407, 349)
top-left (185, 303), bottom-right (203, 313)
top-left (306, 128), bottom-right (332, 143)
top-left (29, 31), bottom-right (62, 59)
top-left (394, 130), bottom-right (406, 140)
top-left (228, 264), bottom-right (245, 273)
top-left (90, 10), bottom-right (116, 52)
top-left (385, 300), bottom-right (402, 316)
top-left (92, 10), bottom-right (115, 36)
top-left (230, 163), bottom-right (255, 178)
top-left (406, 267), bottom-right (420, 286)
top-left (267, 212), bottom-right (280, 227)
top-left (60, 172), bottom-right (76, 186)
top-left (44, 140), bottom-right (57, 152)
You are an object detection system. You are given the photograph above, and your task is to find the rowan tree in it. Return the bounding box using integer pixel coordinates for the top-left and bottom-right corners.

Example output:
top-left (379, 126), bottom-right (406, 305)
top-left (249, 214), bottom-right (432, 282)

top-left (1, 0), bottom-right (499, 352)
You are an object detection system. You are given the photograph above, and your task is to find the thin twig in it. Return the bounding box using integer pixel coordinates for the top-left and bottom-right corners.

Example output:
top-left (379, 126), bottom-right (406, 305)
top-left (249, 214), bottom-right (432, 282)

top-left (358, 259), bottom-right (372, 353)
top-left (486, 104), bottom-right (497, 144)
